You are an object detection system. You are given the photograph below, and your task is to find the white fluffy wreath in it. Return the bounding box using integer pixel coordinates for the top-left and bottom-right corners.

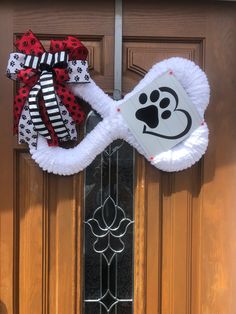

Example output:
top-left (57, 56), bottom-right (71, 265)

top-left (30, 57), bottom-right (210, 175)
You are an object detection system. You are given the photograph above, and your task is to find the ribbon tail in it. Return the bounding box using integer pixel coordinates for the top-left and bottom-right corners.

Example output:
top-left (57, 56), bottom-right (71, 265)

top-left (56, 84), bottom-right (85, 125)
top-left (18, 102), bottom-right (38, 149)
top-left (39, 71), bottom-right (70, 140)
top-left (28, 82), bottom-right (52, 139)
top-left (13, 86), bottom-right (31, 134)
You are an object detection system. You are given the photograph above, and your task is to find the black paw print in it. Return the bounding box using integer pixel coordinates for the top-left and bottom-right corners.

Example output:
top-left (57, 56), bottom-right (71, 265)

top-left (84, 74), bottom-right (89, 81)
top-left (22, 115), bottom-right (27, 120)
top-left (135, 87), bottom-right (192, 140)
top-left (74, 75), bottom-right (80, 82)
top-left (10, 60), bottom-right (15, 67)
top-left (77, 67), bottom-right (82, 73)
top-left (72, 60), bottom-right (77, 66)
top-left (68, 67), bottom-right (73, 74)
top-left (14, 54), bottom-right (19, 60)
top-left (26, 129), bottom-right (31, 134)
top-left (62, 110), bottom-right (67, 116)
top-left (20, 124), bottom-right (25, 129)
top-left (136, 90), bottom-right (172, 129)
top-left (81, 60), bottom-right (86, 66)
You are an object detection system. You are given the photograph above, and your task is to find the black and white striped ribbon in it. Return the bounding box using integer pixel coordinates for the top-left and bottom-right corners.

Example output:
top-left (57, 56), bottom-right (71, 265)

top-left (28, 82), bottom-right (51, 139)
top-left (27, 52), bottom-right (69, 140)
top-left (28, 71), bottom-right (69, 139)
top-left (24, 51), bottom-right (68, 70)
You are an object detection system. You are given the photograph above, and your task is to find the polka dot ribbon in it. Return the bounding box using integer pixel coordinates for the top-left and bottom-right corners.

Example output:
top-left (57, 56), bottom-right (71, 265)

top-left (6, 30), bottom-right (91, 146)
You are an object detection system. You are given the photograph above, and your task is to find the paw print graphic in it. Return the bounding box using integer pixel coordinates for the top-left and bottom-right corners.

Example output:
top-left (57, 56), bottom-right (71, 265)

top-left (77, 67), bottom-right (82, 73)
top-left (135, 87), bottom-right (192, 140)
top-left (74, 75), bottom-right (80, 82)
top-left (10, 60), bottom-right (15, 67)
top-left (14, 54), bottom-right (19, 60)
top-left (136, 89), bottom-right (174, 128)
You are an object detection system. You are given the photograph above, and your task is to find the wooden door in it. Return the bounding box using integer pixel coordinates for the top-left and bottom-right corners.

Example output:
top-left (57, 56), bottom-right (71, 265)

top-left (1, 2), bottom-right (236, 314)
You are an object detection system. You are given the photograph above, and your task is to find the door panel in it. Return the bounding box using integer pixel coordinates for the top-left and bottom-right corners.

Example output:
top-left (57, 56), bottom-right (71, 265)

top-left (0, 2), bottom-right (236, 314)
top-left (0, 3), bottom-right (115, 314)
top-left (123, 2), bottom-right (236, 314)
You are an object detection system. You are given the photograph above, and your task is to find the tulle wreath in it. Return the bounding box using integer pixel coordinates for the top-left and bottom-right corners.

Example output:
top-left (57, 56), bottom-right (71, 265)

top-left (30, 57), bottom-right (210, 175)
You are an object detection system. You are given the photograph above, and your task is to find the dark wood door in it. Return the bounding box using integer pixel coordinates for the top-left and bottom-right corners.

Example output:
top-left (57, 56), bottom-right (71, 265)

top-left (0, 2), bottom-right (236, 314)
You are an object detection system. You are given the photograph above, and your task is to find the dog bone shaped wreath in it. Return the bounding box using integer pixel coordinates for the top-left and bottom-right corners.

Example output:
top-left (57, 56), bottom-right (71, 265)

top-left (7, 31), bottom-right (210, 175)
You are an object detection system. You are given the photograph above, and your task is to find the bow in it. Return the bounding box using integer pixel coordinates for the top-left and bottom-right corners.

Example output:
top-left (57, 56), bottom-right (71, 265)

top-left (6, 30), bottom-right (90, 147)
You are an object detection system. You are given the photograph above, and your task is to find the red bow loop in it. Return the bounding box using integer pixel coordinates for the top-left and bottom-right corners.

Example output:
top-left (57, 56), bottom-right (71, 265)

top-left (54, 68), bottom-right (70, 84)
top-left (15, 30), bottom-right (45, 56)
top-left (50, 39), bottom-right (66, 53)
top-left (64, 36), bottom-right (88, 61)
top-left (17, 68), bottom-right (39, 86)
top-left (50, 36), bottom-right (88, 61)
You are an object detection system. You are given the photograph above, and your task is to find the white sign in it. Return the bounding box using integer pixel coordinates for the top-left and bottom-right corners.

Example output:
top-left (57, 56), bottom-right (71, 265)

top-left (119, 71), bottom-right (203, 158)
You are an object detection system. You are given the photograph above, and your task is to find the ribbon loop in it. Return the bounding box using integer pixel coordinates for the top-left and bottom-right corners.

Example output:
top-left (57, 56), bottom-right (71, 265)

top-left (28, 82), bottom-right (51, 139)
top-left (39, 52), bottom-right (54, 71)
top-left (6, 53), bottom-right (26, 80)
top-left (24, 54), bottom-right (39, 69)
top-left (53, 51), bottom-right (68, 68)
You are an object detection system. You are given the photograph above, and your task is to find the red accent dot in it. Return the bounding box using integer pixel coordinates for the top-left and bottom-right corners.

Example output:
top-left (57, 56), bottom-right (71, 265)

top-left (201, 121), bottom-right (205, 125)
top-left (150, 156), bottom-right (154, 160)
top-left (117, 108), bottom-right (121, 112)
top-left (169, 70), bottom-right (173, 75)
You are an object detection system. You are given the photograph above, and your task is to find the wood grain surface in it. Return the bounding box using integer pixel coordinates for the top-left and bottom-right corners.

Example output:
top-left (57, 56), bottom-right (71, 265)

top-left (0, 1), bottom-right (236, 314)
